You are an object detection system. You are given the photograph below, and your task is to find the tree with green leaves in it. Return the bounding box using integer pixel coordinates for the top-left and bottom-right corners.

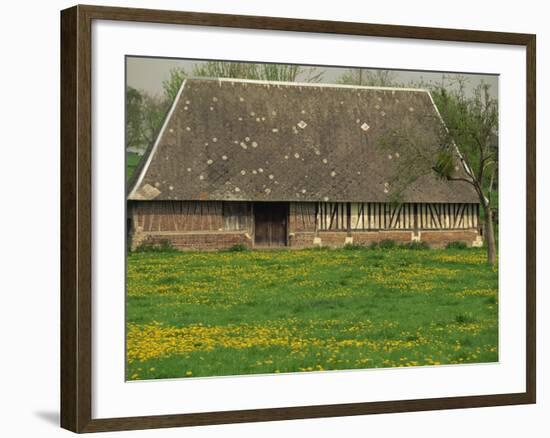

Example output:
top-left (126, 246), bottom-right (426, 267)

top-left (256, 63), bottom-right (324, 83)
top-left (381, 77), bottom-right (498, 265)
top-left (125, 86), bottom-right (169, 153)
top-left (160, 62), bottom-right (324, 105)
top-left (338, 69), bottom-right (397, 87)
top-left (126, 86), bottom-right (145, 151)
top-left (162, 67), bottom-right (187, 102)
top-left (192, 61), bottom-right (324, 83)
top-left (432, 80), bottom-right (498, 265)
top-left (191, 62), bottom-right (257, 80)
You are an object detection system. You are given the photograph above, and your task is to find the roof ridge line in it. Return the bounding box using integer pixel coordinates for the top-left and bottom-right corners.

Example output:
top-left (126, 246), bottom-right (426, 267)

top-left (186, 76), bottom-right (430, 93)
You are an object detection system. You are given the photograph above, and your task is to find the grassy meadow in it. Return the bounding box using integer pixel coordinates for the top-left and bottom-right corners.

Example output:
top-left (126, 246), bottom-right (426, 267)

top-left (126, 246), bottom-right (498, 380)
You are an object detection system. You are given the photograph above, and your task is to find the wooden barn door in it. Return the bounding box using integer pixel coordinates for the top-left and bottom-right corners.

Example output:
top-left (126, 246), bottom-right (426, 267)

top-left (254, 203), bottom-right (288, 247)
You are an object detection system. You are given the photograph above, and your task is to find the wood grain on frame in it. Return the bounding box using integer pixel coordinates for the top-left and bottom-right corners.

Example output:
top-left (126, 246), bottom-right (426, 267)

top-left (60, 4), bottom-right (536, 433)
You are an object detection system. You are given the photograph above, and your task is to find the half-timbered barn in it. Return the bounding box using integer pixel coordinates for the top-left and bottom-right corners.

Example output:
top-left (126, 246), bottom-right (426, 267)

top-left (127, 78), bottom-right (482, 250)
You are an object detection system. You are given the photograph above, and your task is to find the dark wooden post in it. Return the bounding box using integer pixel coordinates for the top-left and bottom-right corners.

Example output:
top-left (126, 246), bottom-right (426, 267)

top-left (346, 202), bottom-right (352, 236)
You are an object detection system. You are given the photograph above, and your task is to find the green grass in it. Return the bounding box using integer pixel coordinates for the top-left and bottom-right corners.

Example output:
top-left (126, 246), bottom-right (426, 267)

top-left (126, 152), bottom-right (142, 182)
top-left (126, 247), bottom-right (498, 380)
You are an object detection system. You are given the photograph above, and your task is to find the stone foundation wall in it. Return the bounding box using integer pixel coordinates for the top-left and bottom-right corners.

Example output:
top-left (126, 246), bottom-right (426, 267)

top-left (132, 229), bottom-right (481, 251)
top-left (132, 231), bottom-right (253, 251)
top-left (288, 232), bottom-right (317, 248)
top-left (417, 230), bottom-right (482, 248)
top-left (351, 231), bottom-right (414, 245)
top-left (289, 229), bottom-right (481, 248)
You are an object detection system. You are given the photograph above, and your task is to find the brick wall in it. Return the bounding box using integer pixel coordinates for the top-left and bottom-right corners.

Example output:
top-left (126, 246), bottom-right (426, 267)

top-left (289, 229), bottom-right (480, 248)
top-left (134, 228), bottom-right (480, 251)
top-left (314, 232), bottom-right (350, 247)
top-left (129, 200), bottom-right (253, 251)
top-left (418, 230), bottom-right (480, 248)
top-left (134, 231), bottom-right (253, 251)
top-left (352, 231), bottom-right (414, 245)
top-left (288, 232), bottom-right (316, 248)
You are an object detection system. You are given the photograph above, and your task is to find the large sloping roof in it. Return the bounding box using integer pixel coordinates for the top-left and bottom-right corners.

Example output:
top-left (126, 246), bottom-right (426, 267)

top-left (128, 78), bottom-right (478, 203)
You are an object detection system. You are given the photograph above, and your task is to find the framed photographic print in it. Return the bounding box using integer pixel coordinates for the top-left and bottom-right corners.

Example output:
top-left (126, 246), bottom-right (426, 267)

top-left (60, 4), bottom-right (536, 433)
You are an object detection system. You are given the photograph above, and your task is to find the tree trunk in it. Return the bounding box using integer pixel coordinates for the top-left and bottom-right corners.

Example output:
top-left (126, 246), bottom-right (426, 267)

top-left (483, 204), bottom-right (497, 266)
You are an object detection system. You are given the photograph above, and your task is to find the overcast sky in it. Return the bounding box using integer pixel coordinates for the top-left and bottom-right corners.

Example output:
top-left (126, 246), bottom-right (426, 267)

top-left (127, 56), bottom-right (498, 99)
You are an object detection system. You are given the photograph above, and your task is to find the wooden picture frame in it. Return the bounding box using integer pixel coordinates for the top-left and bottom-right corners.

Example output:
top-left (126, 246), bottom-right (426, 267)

top-left (60, 4), bottom-right (536, 433)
